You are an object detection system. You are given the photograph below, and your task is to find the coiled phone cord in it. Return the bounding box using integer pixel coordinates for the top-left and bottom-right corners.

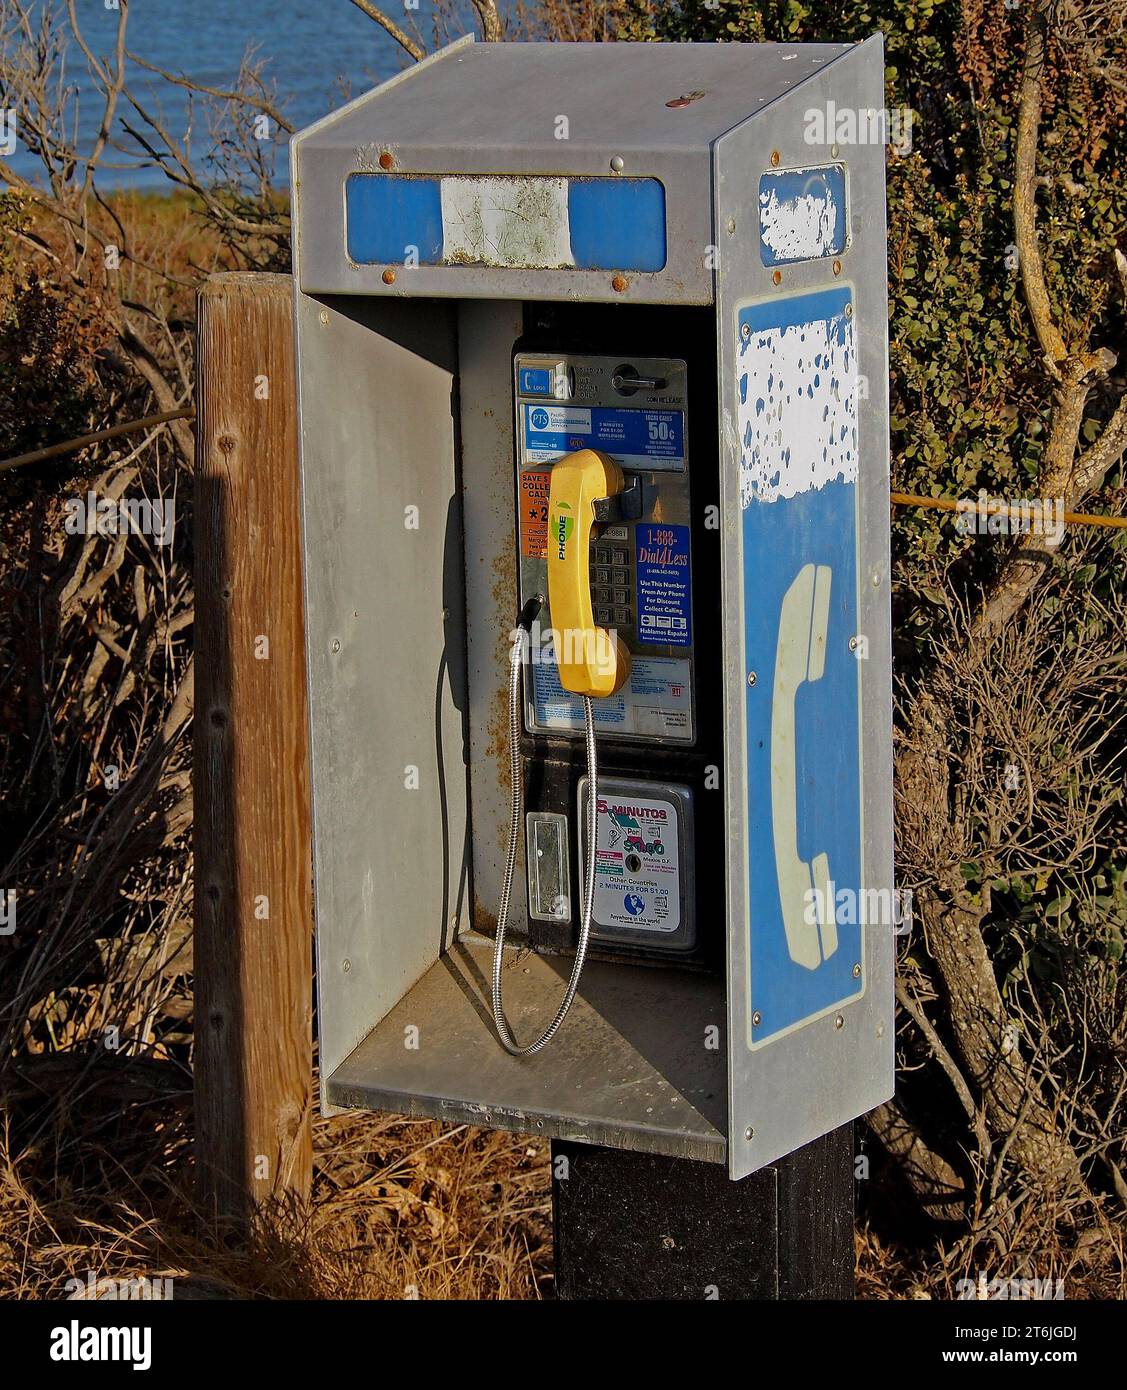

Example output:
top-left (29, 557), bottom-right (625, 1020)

top-left (491, 602), bottom-right (598, 1056)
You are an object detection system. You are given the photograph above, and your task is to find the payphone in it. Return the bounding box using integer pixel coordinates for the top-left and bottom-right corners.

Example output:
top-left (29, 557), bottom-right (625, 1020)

top-left (293, 36), bottom-right (894, 1178)
top-left (492, 341), bottom-right (719, 1051)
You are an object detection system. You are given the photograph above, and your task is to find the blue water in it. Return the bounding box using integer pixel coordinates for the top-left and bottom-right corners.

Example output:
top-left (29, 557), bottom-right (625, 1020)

top-left (5, 0), bottom-right (478, 190)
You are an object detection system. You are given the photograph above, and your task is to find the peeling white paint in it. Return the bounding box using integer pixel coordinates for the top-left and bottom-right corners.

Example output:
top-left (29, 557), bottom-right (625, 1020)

top-left (759, 178), bottom-right (839, 263)
top-left (737, 309), bottom-right (858, 507)
top-left (440, 175), bottom-right (574, 268)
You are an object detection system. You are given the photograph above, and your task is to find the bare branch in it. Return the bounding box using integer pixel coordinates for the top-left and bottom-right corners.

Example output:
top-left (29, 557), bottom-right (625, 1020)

top-left (348, 0), bottom-right (425, 61)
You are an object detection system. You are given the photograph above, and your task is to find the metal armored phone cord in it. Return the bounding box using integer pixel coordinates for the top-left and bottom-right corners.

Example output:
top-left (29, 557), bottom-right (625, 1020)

top-left (491, 597), bottom-right (598, 1057)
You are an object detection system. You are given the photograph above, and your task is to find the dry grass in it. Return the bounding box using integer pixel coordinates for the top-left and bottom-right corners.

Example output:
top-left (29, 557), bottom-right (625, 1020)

top-left (0, 1083), bottom-right (553, 1300)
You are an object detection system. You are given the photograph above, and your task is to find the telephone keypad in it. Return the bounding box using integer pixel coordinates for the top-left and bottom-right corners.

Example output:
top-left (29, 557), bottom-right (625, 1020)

top-left (591, 542), bottom-right (633, 632)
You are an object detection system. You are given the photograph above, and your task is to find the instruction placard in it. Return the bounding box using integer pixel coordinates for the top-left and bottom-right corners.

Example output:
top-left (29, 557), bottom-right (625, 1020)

top-left (522, 404), bottom-right (685, 470)
top-left (636, 523), bottom-right (692, 648)
top-left (519, 468), bottom-right (551, 558)
top-left (530, 651), bottom-right (693, 741)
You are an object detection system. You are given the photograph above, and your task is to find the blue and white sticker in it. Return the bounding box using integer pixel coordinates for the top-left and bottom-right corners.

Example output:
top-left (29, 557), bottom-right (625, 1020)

top-left (523, 404), bottom-right (685, 470)
top-left (588, 789), bottom-right (681, 933)
top-left (636, 523), bottom-right (692, 648)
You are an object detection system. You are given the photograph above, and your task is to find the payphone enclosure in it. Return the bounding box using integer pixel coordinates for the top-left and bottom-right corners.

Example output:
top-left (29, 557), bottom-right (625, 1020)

top-left (292, 37), bottom-right (894, 1178)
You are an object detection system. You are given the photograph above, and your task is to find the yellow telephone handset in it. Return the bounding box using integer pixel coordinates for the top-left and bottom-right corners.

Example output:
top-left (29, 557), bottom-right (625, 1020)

top-left (546, 449), bottom-right (632, 698)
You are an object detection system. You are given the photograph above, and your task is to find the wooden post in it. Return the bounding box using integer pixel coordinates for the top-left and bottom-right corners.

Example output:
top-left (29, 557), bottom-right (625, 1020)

top-left (193, 272), bottom-right (313, 1229)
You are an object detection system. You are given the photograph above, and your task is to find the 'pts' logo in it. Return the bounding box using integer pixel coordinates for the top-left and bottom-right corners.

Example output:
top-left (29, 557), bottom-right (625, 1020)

top-left (530, 407), bottom-right (550, 430)
top-left (553, 503), bottom-right (574, 559)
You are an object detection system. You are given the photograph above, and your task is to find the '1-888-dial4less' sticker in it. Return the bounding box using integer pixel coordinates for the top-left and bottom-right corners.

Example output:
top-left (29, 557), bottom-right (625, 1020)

top-left (589, 791), bottom-right (681, 933)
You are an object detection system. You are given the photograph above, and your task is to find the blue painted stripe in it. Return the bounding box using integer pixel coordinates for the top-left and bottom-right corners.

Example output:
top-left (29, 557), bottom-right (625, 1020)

top-left (344, 173), bottom-right (667, 271)
top-left (346, 174), bottom-right (443, 265)
top-left (567, 178), bottom-right (666, 271)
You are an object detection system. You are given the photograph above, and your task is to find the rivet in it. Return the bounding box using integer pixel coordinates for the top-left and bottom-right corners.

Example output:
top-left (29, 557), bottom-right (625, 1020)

top-left (726, 216), bottom-right (736, 235)
top-left (845, 302), bottom-right (854, 317)
top-left (745, 1126), bottom-right (755, 1140)
top-left (834, 1014), bottom-right (845, 1030)
top-left (740, 322), bottom-right (751, 340)
top-left (832, 258), bottom-right (842, 276)
top-left (318, 309), bottom-right (330, 326)
top-left (752, 1010), bottom-right (762, 1026)
top-left (382, 268), bottom-right (396, 285)
top-left (747, 670), bottom-right (757, 686)
top-left (611, 273), bottom-right (628, 293)
top-left (342, 958), bottom-right (352, 973)
top-left (772, 269), bottom-right (782, 286)
top-left (849, 636), bottom-right (859, 651)
top-left (871, 571), bottom-right (881, 586)
top-left (331, 639), bottom-right (341, 653)
top-left (852, 963), bottom-right (862, 978)
top-left (830, 143), bottom-right (840, 158)
top-left (610, 155), bottom-right (625, 173)
top-left (378, 150), bottom-right (394, 171)
top-left (770, 150), bottom-right (781, 167)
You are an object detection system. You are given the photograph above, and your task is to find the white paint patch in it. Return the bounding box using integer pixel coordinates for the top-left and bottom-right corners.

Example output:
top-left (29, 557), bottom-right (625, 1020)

top-left (439, 176), bottom-right (574, 269)
top-left (737, 309), bottom-right (858, 506)
top-left (759, 177), bottom-right (839, 263)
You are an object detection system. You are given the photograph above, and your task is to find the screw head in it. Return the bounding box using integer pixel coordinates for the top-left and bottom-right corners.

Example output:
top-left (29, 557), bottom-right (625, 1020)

top-left (832, 258), bottom-right (842, 276)
top-left (740, 322), bottom-right (751, 340)
top-left (610, 155), bottom-right (625, 172)
top-left (342, 958), bottom-right (352, 973)
top-left (848, 636), bottom-right (859, 651)
top-left (318, 309), bottom-right (330, 327)
top-left (772, 269), bottom-right (783, 286)
top-left (726, 216), bottom-right (736, 235)
top-left (747, 670), bottom-right (757, 686)
top-left (845, 302), bottom-right (854, 318)
top-left (745, 1126), bottom-right (755, 1140)
top-left (770, 150), bottom-right (781, 167)
top-left (331, 639), bottom-right (341, 653)
top-left (834, 1014), bottom-right (845, 1030)
top-left (852, 963), bottom-right (862, 978)
top-left (611, 273), bottom-right (628, 293)
top-left (378, 150), bottom-right (394, 171)
top-left (752, 1010), bottom-right (762, 1026)
top-left (382, 268), bottom-right (397, 285)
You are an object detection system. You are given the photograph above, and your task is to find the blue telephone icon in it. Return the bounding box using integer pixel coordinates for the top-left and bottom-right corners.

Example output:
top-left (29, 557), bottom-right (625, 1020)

top-left (770, 563), bottom-right (837, 971)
